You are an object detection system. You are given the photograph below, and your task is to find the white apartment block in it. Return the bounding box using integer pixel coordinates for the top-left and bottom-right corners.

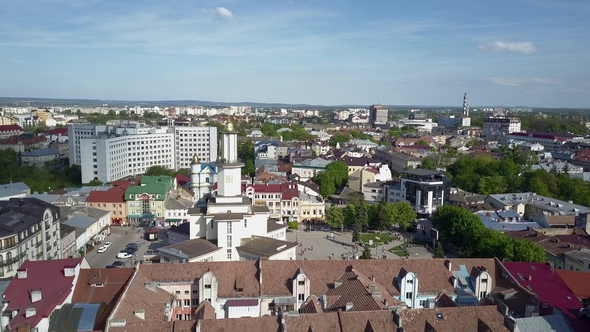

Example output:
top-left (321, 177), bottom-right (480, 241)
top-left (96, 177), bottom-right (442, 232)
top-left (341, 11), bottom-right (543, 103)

top-left (483, 117), bottom-right (521, 140)
top-left (69, 122), bottom-right (217, 183)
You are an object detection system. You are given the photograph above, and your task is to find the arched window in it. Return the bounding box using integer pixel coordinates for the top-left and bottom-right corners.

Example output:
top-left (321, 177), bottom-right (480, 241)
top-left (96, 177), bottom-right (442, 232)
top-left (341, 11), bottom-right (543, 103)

top-left (6, 252), bottom-right (12, 272)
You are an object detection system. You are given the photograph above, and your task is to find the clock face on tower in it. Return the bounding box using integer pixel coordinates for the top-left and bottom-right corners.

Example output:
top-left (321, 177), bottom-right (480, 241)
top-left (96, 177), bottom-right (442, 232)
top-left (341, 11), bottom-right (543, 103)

top-left (226, 175), bottom-right (233, 183)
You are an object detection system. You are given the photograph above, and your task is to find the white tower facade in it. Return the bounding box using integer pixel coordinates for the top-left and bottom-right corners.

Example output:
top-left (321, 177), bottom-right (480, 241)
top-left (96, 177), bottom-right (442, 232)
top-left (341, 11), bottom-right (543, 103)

top-left (215, 119), bottom-right (244, 202)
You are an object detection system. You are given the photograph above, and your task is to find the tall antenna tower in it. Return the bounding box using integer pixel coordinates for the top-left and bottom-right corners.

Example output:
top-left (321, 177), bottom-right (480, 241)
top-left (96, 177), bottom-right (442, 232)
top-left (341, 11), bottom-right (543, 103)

top-left (463, 93), bottom-right (470, 117)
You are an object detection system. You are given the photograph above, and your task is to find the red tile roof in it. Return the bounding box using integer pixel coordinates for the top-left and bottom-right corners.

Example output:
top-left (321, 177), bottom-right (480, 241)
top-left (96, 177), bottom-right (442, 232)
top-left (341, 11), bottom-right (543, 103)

top-left (0, 124), bottom-right (23, 132)
top-left (556, 269), bottom-right (590, 300)
top-left (0, 135), bottom-right (47, 145)
top-left (502, 262), bottom-right (589, 332)
top-left (42, 128), bottom-right (68, 136)
top-left (87, 186), bottom-right (126, 203)
top-left (4, 258), bottom-right (84, 330)
top-left (246, 182), bottom-right (300, 200)
top-left (174, 174), bottom-right (190, 186)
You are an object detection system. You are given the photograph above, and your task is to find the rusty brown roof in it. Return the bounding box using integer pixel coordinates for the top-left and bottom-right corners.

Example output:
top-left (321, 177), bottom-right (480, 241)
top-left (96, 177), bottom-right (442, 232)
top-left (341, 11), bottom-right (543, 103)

top-left (71, 268), bottom-right (135, 330)
top-left (260, 258), bottom-right (499, 298)
top-left (398, 306), bottom-right (509, 332)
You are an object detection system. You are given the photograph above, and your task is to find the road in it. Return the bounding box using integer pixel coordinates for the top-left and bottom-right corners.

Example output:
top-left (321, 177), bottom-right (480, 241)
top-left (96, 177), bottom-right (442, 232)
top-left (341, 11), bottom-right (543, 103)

top-left (84, 226), bottom-right (169, 268)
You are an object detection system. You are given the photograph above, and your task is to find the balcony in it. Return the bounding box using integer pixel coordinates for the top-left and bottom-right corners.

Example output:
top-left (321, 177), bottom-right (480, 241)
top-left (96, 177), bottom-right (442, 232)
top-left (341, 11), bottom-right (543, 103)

top-left (0, 252), bottom-right (26, 267)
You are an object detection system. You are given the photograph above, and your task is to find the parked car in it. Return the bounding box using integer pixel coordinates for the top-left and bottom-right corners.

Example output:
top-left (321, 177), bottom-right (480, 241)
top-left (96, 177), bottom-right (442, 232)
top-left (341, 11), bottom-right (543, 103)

top-left (105, 265), bottom-right (117, 268)
top-left (320, 227), bottom-right (331, 232)
top-left (127, 242), bottom-right (140, 248)
top-left (117, 252), bottom-right (133, 259)
top-left (97, 246), bottom-right (107, 253)
top-left (112, 261), bottom-right (125, 267)
top-left (103, 242), bottom-right (112, 248)
top-left (125, 247), bottom-right (138, 253)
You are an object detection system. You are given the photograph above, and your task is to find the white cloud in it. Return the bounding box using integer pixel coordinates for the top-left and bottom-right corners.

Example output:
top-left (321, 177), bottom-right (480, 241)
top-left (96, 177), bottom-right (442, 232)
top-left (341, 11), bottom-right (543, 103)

top-left (202, 7), bottom-right (233, 20)
top-left (485, 77), bottom-right (560, 86)
top-left (478, 41), bottom-right (538, 54)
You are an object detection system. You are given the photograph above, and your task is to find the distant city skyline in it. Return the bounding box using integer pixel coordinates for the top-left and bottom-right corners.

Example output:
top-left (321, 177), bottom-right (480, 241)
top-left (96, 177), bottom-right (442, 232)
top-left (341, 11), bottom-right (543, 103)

top-left (0, 0), bottom-right (589, 108)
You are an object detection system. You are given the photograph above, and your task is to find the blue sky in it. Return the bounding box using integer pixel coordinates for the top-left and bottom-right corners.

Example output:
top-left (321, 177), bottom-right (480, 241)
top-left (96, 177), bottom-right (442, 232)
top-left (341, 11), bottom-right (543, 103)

top-left (1, 0), bottom-right (589, 108)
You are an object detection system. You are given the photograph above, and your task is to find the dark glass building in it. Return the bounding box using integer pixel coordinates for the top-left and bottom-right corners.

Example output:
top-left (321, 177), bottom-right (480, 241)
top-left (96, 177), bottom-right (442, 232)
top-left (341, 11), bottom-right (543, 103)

top-left (401, 169), bottom-right (451, 218)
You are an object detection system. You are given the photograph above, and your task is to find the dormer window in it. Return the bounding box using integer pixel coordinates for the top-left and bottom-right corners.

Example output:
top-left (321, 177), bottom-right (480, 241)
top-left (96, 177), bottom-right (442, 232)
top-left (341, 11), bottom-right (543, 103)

top-left (298, 280), bottom-right (305, 286)
top-left (205, 284), bottom-right (211, 289)
top-left (407, 279), bottom-right (413, 284)
top-left (481, 278), bottom-right (488, 283)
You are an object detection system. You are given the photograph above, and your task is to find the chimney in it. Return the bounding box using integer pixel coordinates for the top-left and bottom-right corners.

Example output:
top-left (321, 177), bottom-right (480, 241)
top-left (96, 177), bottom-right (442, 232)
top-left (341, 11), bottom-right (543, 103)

top-left (64, 267), bottom-right (76, 277)
top-left (31, 290), bottom-right (42, 303)
top-left (528, 275), bottom-right (532, 281)
top-left (134, 309), bottom-right (145, 320)
top-left (345, 302), bottom-right (354, 311)
top-left (17, 269), bottom-right (27, 279)
top-left (372, 291), bottom-right (382, 300)
top-left (384, 299), bottom-right (388, 308)
top-left (25, 308), bottom-right (36, 318)
top-left (372, 276), bottom-right (375, 282)
top-left (334, 279), bottom-right (342, 288)
top-left (444, 260), bottom-right (452, 271)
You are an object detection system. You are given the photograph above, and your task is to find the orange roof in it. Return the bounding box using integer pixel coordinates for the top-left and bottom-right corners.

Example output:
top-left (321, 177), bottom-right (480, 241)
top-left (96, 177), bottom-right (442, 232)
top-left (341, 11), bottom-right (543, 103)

top-left (556, 269), bottom-right (590, 299)
top-left (87, 187), bottom-right (126, 203)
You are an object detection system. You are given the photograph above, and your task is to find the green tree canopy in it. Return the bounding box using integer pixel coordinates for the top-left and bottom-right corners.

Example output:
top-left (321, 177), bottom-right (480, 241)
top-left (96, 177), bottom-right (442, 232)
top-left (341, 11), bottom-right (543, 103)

top-left (144, 166), bottom-right (176, 177)
top-left (325, 205), bottom-right (345, 229)
top-left (329, 132), bottom-right (351, 147)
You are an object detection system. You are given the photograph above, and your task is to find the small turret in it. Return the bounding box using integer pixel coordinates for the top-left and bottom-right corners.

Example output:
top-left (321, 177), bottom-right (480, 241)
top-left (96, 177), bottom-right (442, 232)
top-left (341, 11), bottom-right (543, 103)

top-left (191, 153), bottom-right (199, 165)
top-left (225, 116), bottom-right (235, 132)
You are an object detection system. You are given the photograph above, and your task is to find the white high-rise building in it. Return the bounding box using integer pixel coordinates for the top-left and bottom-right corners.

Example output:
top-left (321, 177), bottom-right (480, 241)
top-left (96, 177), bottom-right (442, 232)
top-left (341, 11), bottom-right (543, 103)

top-left (68, 121), bottom-right (217, 183)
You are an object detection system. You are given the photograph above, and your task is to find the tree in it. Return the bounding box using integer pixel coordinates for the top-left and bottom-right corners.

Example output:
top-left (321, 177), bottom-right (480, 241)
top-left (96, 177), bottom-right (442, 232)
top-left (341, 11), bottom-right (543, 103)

top-left (325, 161), bottom-right (349, 188)
top-left (243, 159), bottom-right (256, 177)
top-left (361, 245), bottom-right (372, 259)
top-left (391, 201), bottom-right (417, 230)
top-left (377, 200), bottom-right (396, 231)
top-left (329, 132), bottom-right (351, 147)
top-left (347, 191), bottom-right (365, 207)
top-left (352, 227), bottom-right (361, 243)
top-left (287, 221), bottom-right (299, 230)
top-left (325, 206), bottom-right (345, 229)
top-left (343, 204), bottom-right (357, 228)
top-left (512, 239), bottom-right (547, 262)
top-left (356, 203), bottom-right (369, 227)
top-left (144, 166), bottom-right (175, 177)
top-left (434, 241), bottom-right (444, 258)
top-left (431, 205), bottom-right (484, 249)
top-left (261, 122), bottom-right (277, 137)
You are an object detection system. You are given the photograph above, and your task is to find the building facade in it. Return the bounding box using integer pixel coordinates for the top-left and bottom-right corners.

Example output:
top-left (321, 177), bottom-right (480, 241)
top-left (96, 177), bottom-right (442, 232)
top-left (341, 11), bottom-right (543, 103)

top-left (400, 169), bottom-right (451, 217)
top-left (483, 117), bottom-right (521, 140)
top-left (125, 176), bottom-right (176, 226)
top-left (0, 198), bottom-right (61, 278)
top-left (68, 122), bottom-right (217, 183)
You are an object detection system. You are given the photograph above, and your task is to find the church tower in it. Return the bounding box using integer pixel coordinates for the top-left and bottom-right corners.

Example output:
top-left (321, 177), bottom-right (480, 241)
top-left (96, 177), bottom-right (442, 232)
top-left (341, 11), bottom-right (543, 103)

top-left (214, 117), bottom-right (244, 204)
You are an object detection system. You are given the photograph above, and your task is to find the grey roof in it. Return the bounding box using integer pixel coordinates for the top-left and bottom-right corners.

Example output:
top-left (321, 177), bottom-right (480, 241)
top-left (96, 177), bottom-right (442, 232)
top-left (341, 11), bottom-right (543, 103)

top-left (164, 194), bottom-right (192, 210)
top-left (158, 238), bottom-right (220, 259)
top-left (267, 220), bottom-right (288, 232)
top-left (20, 148), bottom-right (59, 157)
top-left (27, 193), bottom-right (60, 204)
top-left (476, 212), bottom-right (541, 231)
top-left (0, 182), bottom-right (30, 198)
top-left (60, 224), bottom-right (77, 238)
top-left (514, 314), bottom-right (574, 332)
top-left (364, 182), bottom-right (384, 189)
top-left (486, 192), bottom-right (590, 215)
top-left (63, 214), bottom-right (98, 232)
top-left (252, 205), bottom-right (270, 213)
top-left (404, 168), bottom-right (442, 176)
top-left (299, 193), bottom-right (321, 203)
top-left (169, 222), bottom-right (190, 236)
top-left (236, 236), bottom-right (298, 258)
top-left (295, 157), bottom-right (333, 168)
top-left (211, 213), bottom-right (246, 221)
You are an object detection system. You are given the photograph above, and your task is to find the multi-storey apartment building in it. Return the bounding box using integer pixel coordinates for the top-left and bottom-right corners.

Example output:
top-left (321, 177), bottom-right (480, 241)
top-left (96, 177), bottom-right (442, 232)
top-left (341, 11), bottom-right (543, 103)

top-left (369, 104), bottom-right (388, 127)
top-left (245, 182), bottom-right (300, 222)
top-left (400, 169), bottom-right (451, 217)
top-left (0, 198), bottom-right (61, 278)
top-left (68, 121), bottom-right (217, 183)
top-left (482, 117), bottom-right (521, 140)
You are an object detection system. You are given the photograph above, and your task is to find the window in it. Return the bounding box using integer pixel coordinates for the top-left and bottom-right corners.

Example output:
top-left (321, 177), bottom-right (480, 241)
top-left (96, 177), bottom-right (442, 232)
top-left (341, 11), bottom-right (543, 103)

top-left (481, 278), bottom-right (488, 284)
top-left (193, 290), bottom-right (198, 294)
top-left (227, 236), bottom-right (232, 247)
top-left (192, 299), bottom-right (198, 306)
top-left (185, 290), bottom-right (189, 295)
top-left (176, 300), bottom-right (181, 306)
top-left (244, 220), bottom-right (247, 228)
top-left (205, 284), bottom-right (211, 289)
top-left (406, 292), bottom-right (412, 299)
top-left (184, 314), bottom-right (191, 320)
top-left (407, 279), bottom-right (413, 284)
top-left (211, 221), bottom-right (214, 229)
top-left (184, 299), bottom-right (190, 306)
top-left (298, 294), bottom-right (305, 301)
top-left (227, 249), bottom-right (232, 260)
top-left (227, 223), bottom-right (232, 234)
top-left (480, 291), bottom-right (487, 298)
top-left (176, 314), bottom-right (181, 320)
top-left (298, 280), bottom-right (305, 286)
top-left (176, 291), bottom-right (180, 294)
top-left (419, 300), bottom-right (426, 307)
